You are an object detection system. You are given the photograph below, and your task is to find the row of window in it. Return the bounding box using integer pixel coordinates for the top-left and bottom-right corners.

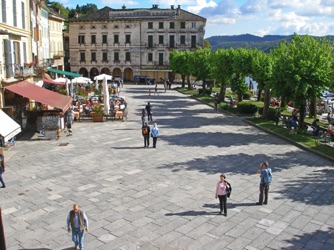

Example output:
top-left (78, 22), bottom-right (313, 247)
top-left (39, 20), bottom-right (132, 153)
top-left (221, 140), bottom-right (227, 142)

top-left (79, 51), bottom-right (164, 63)
top-left (78, 34), bottom-right (197, 47)
top-left (81, 21), bottom-right (197, 30)
top-left (1, 0), bottom-right (26, 29)
top-left (147, 21), bottom-right (196, 29)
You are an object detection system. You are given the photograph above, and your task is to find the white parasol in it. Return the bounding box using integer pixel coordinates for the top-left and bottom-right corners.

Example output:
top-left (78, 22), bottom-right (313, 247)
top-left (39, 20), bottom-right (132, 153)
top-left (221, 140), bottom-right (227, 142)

top-left (71, 77), bottom-right (92, 84)
top-left (93, 74), bottom-right (112, 115)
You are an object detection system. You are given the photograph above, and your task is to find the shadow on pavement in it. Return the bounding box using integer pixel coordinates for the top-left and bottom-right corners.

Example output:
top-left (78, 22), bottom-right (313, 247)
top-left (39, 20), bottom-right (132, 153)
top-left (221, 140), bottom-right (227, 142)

top-left (165, 210), bottom-right (218, 216)
top-left (284, 227), bottom-right (334, 249)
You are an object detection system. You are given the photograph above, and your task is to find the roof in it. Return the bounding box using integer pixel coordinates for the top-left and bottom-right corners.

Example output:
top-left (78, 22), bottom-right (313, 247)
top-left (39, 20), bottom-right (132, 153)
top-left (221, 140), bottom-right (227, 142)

top-left (70, 6), bottom-right (206, 22)
top-left (5, 81), bottom-right (72, 113)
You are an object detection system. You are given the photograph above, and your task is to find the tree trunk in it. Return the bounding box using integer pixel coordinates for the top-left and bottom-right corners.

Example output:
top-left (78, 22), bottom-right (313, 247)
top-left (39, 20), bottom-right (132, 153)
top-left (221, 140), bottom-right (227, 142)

top-left (257, 88), bottom-right (262, 101)
top-left (219, 83), bottom-right (226, 102)
top-left (181, 75), bottom-right (186, 88)
top-left (298, 102), bottom-right (306, 130)
top-left (262, 89), bottom-right (270, 118)
top-left (187, 75), bottom-right (191, 90)
top-left (309, 98), bottom-right (316, 118)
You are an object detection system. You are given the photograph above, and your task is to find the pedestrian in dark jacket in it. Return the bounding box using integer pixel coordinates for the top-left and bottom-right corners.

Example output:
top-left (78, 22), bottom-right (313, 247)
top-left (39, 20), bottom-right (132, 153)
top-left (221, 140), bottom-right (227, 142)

top-left (142, 122), bottom-right (150, 148)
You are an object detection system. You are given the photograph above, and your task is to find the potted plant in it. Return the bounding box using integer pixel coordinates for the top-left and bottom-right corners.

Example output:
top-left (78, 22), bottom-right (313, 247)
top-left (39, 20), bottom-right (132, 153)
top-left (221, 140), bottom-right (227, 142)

top-left (91, 104), bottom-right (104, 122)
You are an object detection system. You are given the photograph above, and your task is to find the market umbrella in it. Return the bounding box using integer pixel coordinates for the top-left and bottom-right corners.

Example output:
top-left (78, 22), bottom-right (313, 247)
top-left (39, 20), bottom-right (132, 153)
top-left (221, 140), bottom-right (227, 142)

top-left (93, 74), bottom-right (113, 115)
top-left (71, 77), bottom-right (92, 84)
top-left (102, 76), bottom-right (110, 115)
top-left (54, 77), bottom-right (71, 95)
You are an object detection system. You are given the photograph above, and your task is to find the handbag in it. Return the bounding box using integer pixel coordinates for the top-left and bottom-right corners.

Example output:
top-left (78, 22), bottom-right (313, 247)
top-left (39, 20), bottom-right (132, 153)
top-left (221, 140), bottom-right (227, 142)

top-left (226, 181), bottom-right (232, 198)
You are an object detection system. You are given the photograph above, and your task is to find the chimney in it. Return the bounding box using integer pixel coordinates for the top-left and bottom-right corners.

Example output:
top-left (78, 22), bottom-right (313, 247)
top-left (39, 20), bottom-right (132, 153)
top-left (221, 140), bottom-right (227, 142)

top-left (171, 5), bottom-right (174, 10)
top-left (122, 4), bottom-right (126, 10)
top-left (177, 5), bottom-right (181, 15)
top-left (152, 4), bottom-right (158, 9)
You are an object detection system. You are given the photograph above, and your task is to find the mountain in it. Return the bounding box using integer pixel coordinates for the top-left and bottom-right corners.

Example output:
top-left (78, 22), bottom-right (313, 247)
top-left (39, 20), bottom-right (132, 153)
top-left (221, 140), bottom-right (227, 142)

top-left (206, 34), bottom-right (334, 53)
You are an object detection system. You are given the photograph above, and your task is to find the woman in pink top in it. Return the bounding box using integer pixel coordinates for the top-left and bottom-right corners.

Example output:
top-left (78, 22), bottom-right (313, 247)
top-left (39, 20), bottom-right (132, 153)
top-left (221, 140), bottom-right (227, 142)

top-left (215, 174), bottom-right (230, 216)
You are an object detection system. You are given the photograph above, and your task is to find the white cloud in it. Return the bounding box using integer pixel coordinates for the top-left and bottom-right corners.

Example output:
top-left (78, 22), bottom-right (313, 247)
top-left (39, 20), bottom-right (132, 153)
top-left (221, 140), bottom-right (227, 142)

top-left (101, 0), bottom-right (139, 7)
top-left (187, 0), bottom-right (217, 14)
top-left (240, 0), bottom-right (267, 14)
top-left (255, 27), bottom-right (273, 37)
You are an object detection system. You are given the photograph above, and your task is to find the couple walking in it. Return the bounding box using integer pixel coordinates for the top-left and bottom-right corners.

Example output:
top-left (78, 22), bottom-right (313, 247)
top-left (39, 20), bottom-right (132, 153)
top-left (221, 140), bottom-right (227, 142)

top-left (142, 122), bottom-right (159, 148)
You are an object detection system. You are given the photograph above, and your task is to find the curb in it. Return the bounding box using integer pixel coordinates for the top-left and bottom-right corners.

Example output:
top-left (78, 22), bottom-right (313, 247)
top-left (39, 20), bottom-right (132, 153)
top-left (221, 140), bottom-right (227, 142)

top-left (245, 119), bottom-right (334, 163)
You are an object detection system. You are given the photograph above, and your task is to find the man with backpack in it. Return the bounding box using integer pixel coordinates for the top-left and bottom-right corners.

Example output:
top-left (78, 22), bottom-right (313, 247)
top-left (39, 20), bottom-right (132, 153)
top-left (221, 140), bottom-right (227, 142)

top-left (142, 122), bottom-right (151, 148)
top-left (256, 161), bottom-right (272, 205)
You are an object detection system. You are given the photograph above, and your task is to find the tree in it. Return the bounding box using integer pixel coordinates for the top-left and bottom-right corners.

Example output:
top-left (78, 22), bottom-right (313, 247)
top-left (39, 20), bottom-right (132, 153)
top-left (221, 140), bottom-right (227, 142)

top-left (231, 48), bottom-right (253, 101)
top-left (169, 50), bottom-right (192, 88)
top-left (251, 49), bottom-right (273, 117)
top-left (189, 48), bottom-right (212, 90)
top-left (210, 48), bottom-right (234, 101)
top-left (203, 40), bottom-right (211, 49)
top-left (48, 2), bottom-right (69, 19)
top-left (271, 34), bottom-right (334, 128)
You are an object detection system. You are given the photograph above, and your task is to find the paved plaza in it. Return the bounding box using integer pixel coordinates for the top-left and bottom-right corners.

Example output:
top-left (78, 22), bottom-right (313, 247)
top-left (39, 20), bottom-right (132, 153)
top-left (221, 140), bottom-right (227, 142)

top-left (1, 84), bottom-right (334, 250)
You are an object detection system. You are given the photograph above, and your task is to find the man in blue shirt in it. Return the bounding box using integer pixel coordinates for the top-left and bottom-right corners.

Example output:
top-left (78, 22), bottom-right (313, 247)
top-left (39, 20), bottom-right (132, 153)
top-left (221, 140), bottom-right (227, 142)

top-left (67, 204), bottom-right (89, 250)
top-left (256, 162), bottom-right (272, 205)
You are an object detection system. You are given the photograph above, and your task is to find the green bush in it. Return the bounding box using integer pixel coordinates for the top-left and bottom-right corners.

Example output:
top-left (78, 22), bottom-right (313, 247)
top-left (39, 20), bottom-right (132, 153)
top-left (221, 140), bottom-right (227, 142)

top-left (198, 89), bottom-right (211, 96)
top-left (267, 109), bottom-right (277, 121)
top-left (243, 91), bottom-right (252, 100)
top-left (258, 107), bottom-right (282, 120)
top-left (237, 103), bottom-right (258, 114)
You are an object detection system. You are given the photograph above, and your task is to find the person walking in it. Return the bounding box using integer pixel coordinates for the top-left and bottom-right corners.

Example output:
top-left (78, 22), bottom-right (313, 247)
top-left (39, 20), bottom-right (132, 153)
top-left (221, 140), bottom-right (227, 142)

top-left (256, 161), bottom-right (272, 205)
top-left (66, 108), bottom-right (74, 136)
top-left (154, 84), bottom-right (158, 95)
top-left (163, 79), bottom-right (167, 92)
top-left (141, 109), bottom-right (146, 126)
top-left (66, 204), bottom-right (89, 250)
top-left (145, 102), bottom-right (153, 122)
top-left (142, 122), bottom-right (150, 148)
top-left (215, 174), bottom-right (230, 216)
top-left (0, 150), bottom-right (6, 188)
top-left (151, 123), bottom-right (159, 148)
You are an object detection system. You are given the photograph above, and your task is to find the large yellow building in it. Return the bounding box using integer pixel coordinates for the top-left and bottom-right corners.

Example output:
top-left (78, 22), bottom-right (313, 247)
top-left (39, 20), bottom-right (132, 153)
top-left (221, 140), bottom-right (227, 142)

top-left (68, 4), bottom-right (206, 81)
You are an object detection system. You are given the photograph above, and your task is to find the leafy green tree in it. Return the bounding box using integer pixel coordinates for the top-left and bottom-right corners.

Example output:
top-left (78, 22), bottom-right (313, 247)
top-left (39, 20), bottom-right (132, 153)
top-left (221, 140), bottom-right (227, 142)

top-left (169, 50), bottom-right (192, 88)
top-left (210, 48), bottom-right (234, 101)
top-left (271, 34), bottom-right (334, 127)
top-left (251, 49), bottom-right (273, 117)
top-left (203, 40), bottom-right (211, 49)
top-left (48, 2), bottom-right (69, 19)
top-left (231, 48), bottom-right (253, 101)
top-left (189, 48), bottom-right (212, 90)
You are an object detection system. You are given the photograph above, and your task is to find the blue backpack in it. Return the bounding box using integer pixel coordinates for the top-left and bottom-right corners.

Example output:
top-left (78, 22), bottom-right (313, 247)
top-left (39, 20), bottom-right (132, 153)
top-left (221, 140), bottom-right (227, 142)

top-left (263, 168), bottom-right (272, 184)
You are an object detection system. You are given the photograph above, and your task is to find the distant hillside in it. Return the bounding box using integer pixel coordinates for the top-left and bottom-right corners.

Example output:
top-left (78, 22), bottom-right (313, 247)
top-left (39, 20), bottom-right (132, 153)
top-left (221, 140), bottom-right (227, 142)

top-left (206, 34), bottom-right (334, 53)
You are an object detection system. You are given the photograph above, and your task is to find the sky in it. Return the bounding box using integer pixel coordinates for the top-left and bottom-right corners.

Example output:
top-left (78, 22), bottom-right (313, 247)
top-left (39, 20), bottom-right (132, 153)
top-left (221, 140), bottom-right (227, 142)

top-left (60, 0), bottom-right (334, 38)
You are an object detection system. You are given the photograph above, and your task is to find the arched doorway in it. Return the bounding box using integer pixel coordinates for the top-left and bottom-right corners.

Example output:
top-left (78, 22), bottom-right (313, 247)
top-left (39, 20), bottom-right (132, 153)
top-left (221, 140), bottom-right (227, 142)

top-left (90, 68), bottom-right (99, 80)
top-left (79, 68), bottom-right (88, 77)
top-left (123, 67), bottom-right (133, 82)
top-left (112, 68), bottom-right (122, 78)
top-left (101, 67), bottom-right (111, 75)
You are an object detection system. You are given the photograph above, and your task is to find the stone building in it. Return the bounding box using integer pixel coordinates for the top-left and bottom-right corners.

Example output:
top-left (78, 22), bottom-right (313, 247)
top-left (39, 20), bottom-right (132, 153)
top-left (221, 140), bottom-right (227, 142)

top-left (68, 4), bottom-right (206, 81)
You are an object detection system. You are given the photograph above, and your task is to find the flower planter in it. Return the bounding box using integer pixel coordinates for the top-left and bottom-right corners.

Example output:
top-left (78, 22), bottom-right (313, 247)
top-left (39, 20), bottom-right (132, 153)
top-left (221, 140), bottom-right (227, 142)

top-left (93, 116), bottom-right (104, 122)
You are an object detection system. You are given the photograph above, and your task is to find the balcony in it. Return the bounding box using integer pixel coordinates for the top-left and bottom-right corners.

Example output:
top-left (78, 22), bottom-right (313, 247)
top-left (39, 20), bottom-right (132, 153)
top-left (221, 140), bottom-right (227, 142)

top-left (14, 65), bottom-right (34, 79)
top-left (51, 51), bottom-right (64, 59)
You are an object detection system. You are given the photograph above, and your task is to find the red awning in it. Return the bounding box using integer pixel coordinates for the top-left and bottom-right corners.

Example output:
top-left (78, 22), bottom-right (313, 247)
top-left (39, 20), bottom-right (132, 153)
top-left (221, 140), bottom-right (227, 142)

top-left (5, 81), bottom-right (72, 112)
top-left (43, 78), bottom-right (65, 85)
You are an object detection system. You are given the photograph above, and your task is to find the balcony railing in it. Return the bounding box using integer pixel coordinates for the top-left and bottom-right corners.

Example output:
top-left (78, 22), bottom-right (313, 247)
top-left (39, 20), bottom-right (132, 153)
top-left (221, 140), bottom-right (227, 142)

top-left (14, 65), bottom-right (34, 78)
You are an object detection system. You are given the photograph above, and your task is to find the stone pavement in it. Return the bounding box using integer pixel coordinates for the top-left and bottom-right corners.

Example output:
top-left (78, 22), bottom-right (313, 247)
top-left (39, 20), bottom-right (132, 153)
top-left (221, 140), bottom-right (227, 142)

top-left (1, 84), bottom-right (334, 250)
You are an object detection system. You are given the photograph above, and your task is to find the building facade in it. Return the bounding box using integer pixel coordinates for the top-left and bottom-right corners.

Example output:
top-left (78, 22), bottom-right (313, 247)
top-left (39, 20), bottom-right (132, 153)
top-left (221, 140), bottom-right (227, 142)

top-left (0, 0), bottom-right (65, 109)
top-left (68, 4), bottom-right (206, 81)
